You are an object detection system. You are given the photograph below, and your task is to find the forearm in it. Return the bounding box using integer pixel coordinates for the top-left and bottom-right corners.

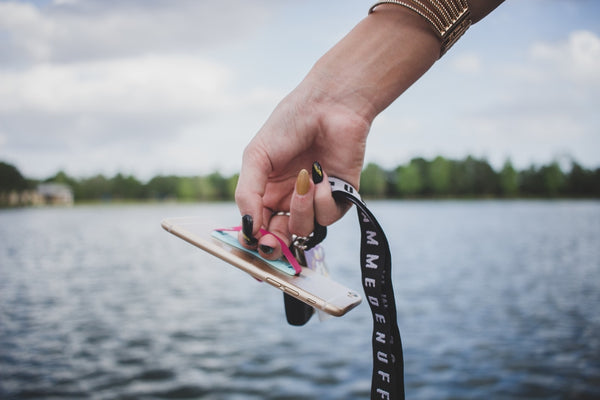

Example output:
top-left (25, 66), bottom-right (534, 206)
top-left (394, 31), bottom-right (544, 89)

top-left (295, 1), bottom-right (504, 126)
top-left (298, 6), bottom-right (438, 126)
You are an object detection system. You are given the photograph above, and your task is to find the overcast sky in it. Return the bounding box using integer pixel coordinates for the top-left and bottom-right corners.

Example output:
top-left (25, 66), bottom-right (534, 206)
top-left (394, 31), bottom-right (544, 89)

top-left (1, 0), bottom-right (598, 180)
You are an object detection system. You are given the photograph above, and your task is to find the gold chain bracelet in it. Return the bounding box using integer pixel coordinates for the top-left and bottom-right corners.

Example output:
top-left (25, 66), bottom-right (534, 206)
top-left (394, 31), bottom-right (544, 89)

top-left (369, 0), bottom-right (472, 57)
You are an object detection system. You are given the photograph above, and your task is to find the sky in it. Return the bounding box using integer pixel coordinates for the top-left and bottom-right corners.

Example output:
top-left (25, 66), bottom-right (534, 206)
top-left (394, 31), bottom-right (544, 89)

top-left (0, 0), bottom-right (599, 181)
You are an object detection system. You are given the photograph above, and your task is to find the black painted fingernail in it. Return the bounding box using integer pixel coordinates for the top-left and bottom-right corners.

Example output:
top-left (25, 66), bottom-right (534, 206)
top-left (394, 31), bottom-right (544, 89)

top-left (312, 161), bottom-right (323, 184)
top-left (242, 214), bottom-right (257, 245)
top-left (260, 245), bottom-right (274, 255)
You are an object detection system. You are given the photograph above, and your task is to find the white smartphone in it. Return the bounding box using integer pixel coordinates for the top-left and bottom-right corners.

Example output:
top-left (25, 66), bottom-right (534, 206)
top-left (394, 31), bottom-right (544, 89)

top-left (161, 217), bottom-right (362, 317)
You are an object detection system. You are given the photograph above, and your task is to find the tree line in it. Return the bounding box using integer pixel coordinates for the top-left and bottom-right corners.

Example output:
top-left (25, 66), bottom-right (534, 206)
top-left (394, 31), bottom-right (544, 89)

top-left (1, 156), bottom-right (599, 205)
top-left (359, 156), bottom-right (599, 198)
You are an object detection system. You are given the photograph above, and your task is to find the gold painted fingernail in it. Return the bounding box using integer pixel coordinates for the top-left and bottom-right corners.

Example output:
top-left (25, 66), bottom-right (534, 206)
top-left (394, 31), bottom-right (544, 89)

top-left (296, 169), bottom-right (310, 195)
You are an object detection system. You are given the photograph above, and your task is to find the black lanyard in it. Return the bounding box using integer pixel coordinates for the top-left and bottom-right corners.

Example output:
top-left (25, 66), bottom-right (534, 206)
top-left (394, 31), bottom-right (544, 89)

top-left (329, 177), bottom-right (404, 400)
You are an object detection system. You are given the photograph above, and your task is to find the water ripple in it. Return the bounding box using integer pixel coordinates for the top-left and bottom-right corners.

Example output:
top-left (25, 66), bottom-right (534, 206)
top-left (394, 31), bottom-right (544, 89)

top-left (1, 202), bottom-right (599, 399)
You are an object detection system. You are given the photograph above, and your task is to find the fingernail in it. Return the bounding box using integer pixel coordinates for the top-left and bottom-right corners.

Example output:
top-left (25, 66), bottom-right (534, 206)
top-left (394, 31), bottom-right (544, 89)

top-left (296, 169), bottom-right (310, 195)
top-left (260, 245), bottom-right (274, 255)
top-left (242, 214), bottom-right (257, 245)
top-left (312, 161), bottom-right (323, 184)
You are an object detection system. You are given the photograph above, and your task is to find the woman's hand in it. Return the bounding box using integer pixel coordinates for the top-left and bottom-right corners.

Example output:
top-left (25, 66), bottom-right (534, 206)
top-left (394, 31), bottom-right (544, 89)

top-left (235, 83), bottom-right (370, 260)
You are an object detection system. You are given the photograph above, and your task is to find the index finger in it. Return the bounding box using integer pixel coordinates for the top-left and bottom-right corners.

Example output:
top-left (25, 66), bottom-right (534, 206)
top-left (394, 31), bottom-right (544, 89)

top-left (234, 144), bottom-right (271, 236)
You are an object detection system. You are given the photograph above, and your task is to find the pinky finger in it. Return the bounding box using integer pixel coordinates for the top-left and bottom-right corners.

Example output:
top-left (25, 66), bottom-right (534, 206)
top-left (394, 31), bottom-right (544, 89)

top-left (314, 169), bottom-right (352, 227)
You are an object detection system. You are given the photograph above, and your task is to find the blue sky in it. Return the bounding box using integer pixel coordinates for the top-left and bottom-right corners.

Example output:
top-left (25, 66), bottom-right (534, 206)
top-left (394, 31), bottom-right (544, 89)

top-left (0, 0), bottom-right (598, 180)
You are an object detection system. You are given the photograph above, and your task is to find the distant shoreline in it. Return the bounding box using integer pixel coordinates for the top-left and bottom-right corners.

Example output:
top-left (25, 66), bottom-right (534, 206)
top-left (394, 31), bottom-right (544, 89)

top-left (2, 156), bottom-right (599, 208)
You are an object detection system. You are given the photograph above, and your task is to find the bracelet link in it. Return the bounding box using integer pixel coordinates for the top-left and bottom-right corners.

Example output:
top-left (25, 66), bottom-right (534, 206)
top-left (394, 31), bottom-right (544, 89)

top-left (440, 6), bottom-right (471, 56)
top-left (369, 0), bottom-right (472, 57)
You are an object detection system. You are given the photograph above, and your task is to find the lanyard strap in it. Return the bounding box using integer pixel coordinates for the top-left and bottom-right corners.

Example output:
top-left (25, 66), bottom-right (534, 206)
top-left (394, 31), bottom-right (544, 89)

top-left (329, 177), bottom-right (405, 400)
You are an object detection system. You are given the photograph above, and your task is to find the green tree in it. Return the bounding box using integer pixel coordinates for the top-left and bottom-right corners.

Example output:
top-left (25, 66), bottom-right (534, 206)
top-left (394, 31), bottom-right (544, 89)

top-left (111, 173), bottom-right (144, 199)
top-left (146, 175), bottom-right (179, 199)
top-left (360, 163), bottom-right (388, 198)
top-left (429, 156), bottom-right (451, 195)
top-left (499, 159), bottom-right (519, 197)
top-left (226, 174), bottom-right (239, 200)
top-left (176, 177), bottom-right (197, 200)
top-left (410, 157), bottom-right (431, 195)
top-left (195, 176), bottom-right (216, 200)
top-left (75, 174), bottom-right (111, 200)
top-left (207, 172), bottom-right (230, 200)
top-left (453, 156), bottom-right (499, 196)
top-left (518, 166), bottom-right (543, 196)
top-left (395, 161), bottom-right (422, 196)
top-left (45, 170), bottom-right (78, 188)
top-left (540, 162), bottom-right (565, 197)
top-left (0, 161), bottom-right (29, 192)
top-left (594, 168), bottom-right (600, 197)
top-left (566, 162), bottom-right (594, 196)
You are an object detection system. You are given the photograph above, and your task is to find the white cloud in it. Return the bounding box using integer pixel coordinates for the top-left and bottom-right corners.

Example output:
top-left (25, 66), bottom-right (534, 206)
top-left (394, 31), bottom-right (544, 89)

top-left (459, 30), bottom-right (600, 166)
top-left (0, 0), bottom-right (273, 64)
top-left (371, 28), bottom-right (600, 171)
top-left (0, 55), bottom-right (234, 114)
top-left (0, 2), bottom-right (54, 62)
top-left (531, 30), bottom-right (600, 86)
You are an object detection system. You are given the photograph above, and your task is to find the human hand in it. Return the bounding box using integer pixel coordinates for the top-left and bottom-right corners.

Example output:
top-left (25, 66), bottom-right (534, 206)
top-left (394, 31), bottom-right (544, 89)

top-left (234, 86), bottom-right (370, 260)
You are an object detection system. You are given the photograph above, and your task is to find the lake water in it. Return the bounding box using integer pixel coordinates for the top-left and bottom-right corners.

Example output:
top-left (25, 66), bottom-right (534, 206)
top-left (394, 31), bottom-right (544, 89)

top-left (1, 201), bottom-right (599, 399)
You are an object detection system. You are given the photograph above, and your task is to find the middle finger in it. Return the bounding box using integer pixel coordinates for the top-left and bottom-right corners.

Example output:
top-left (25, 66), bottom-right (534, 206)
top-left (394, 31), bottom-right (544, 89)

top-left (289, 169), bottom-right (315, 237)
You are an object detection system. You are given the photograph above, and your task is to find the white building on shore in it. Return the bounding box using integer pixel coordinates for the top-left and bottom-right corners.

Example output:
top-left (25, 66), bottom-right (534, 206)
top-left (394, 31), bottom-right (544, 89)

top-left (0, 183), bottom-right (74, 207)
top-left (37, 183), bottom-right (74, 205)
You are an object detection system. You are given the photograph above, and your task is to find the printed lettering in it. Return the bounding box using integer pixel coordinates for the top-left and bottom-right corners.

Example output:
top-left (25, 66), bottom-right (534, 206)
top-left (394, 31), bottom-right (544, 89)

top-left (377, 351), bottom-right (388, 364)
top-left (368, 296), bottom-right (379, 307)
top-left (378, 370), bottom-right (391, 383)
top-left (364, 277), bottom-right (376, 288)
top-left (375, 313), bottom-right (386, 323)
top-left (381, 294), bottom-right (389, 308)
top-left (361, 211), bottom-right (370, 223)
top-left (366, 254), bottom-right (379, 269)
top-left (376, 388), bottom-right (390, 399)
top-left (366, 230), bottom-right (378, 245)
top-left (375, 331), bottom-right (386, 344)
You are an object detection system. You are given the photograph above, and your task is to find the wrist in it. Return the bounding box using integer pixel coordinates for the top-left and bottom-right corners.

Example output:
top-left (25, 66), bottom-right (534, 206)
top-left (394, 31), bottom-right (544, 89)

top-left (292, 72), bottom-right (372, 142)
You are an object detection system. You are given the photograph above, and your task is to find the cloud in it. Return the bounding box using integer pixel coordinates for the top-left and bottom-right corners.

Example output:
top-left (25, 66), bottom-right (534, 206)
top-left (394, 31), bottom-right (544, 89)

top-left (531, 30), bottom-right (600, 86)
top-left (0, 53), bottom-right (237, 159)
top-left (499, 30), bottom-right (600, 114)
top-left (451, 30), bottom-right (600, 168)
top-left (0, 55), bottom-right (234, 115)
top-left (0, 0), bottom-right (288, 178)
top-left (0, 52), bottom-right (283, 178)
top-left (0, 0), bottom-right (273, 65)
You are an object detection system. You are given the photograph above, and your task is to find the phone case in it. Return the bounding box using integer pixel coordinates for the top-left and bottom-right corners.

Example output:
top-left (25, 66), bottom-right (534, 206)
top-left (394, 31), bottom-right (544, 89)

top-left (161, 217), bottom-right (362, 317)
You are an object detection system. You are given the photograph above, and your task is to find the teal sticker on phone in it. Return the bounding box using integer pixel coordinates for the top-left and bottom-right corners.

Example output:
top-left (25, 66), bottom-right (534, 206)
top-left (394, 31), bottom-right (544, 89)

top-left (211, 230), bottom-right (298, 276)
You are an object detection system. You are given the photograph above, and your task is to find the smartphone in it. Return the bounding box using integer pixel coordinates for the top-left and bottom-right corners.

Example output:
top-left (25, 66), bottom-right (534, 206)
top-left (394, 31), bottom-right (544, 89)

top-left (161, 217), bottom-right (362, 317)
